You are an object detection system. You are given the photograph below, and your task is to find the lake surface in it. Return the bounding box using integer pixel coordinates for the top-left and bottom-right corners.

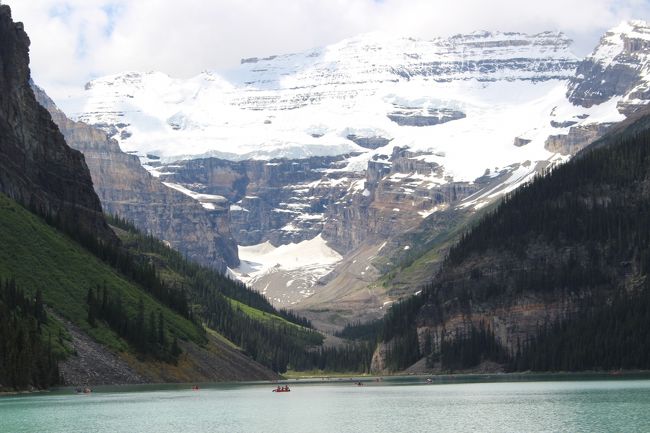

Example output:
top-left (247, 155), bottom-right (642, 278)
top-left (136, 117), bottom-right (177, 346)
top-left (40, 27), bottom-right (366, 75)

top-left (1, 379), bottom-right (650, 432)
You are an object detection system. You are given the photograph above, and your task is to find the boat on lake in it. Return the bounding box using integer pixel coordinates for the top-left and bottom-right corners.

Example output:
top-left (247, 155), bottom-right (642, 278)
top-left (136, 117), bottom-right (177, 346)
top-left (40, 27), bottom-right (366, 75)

top-left (273, 386), bottom-right (290, 392)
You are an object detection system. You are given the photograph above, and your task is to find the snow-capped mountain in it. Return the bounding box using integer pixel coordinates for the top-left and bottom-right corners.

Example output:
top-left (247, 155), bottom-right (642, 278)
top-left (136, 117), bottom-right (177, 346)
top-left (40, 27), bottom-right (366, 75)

top-left (68, 23), bottom-right (650, 314)
top-left (75, 30), bottom-right (579, 169)
top-left (569, 20), bottom-right (650, 112)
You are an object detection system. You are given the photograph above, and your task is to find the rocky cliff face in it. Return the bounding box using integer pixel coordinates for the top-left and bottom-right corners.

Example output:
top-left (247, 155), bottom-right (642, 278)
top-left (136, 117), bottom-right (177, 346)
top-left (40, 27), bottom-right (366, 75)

top-left (322, 146), bottom-right (480, 253)
top-left (0, 6), bottom-right (112, 241)
top-left (32, 86), bottom-right (239, 271)
top-left (157, 155), bottom-right (353, 247)
top-left (544, 123), bottom-right (615, 155)
top-left (568, 20), bottom-right (650, 112)
top-left (156, 145), bottom-right (481, 256)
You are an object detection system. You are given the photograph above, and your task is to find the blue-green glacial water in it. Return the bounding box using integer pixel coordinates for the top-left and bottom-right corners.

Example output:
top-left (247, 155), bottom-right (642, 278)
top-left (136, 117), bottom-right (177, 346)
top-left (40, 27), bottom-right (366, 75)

top-left (1, 379), bottom-right (649, 432)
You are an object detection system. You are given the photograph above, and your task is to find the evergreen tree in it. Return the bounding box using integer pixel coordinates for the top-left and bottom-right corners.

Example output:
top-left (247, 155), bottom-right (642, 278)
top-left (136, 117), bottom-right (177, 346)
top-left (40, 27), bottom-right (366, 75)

top-left (158, 311), bottom-right (166, 347)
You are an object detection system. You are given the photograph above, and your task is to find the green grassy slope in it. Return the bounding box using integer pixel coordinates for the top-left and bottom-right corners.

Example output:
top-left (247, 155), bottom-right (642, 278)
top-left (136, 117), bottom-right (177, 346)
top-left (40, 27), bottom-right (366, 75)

top-left (0, 193), bottom-right (203, 355)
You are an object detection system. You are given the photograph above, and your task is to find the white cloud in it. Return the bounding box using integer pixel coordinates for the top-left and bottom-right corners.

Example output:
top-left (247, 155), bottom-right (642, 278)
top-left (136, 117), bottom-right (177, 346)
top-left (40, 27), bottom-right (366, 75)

top-left (4, 0), bottom-right (650, 103)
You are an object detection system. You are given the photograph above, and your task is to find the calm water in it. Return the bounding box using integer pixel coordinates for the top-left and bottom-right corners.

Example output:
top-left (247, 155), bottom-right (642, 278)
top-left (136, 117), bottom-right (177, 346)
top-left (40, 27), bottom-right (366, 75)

top-left (1, 379), bottom-right (650, 432)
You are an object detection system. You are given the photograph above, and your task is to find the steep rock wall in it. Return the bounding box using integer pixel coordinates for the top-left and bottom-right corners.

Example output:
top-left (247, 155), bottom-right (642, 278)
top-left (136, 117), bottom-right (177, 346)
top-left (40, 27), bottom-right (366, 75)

top-left (33, 86), bottom-right (239, 271)
top-left (0, 6), bottom-right (112, 241)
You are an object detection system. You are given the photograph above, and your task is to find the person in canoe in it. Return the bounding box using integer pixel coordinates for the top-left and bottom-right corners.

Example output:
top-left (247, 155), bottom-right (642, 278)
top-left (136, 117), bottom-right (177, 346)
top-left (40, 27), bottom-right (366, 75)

top-left (273, 385), bottom-right (290, 392)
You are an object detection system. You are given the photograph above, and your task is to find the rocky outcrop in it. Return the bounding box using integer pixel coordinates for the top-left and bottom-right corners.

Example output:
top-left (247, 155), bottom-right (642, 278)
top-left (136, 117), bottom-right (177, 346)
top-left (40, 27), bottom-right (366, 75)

top-left (513, 137), bottom-right (532, 147)
top-left (155, 146), bottom-right (477, 261)
top-left (387, 107), bottom-right (466, 127)
top-left (159, 142), bottom-right (480, 267)
top-left (33, 86), bottom-right (239, 271)
top-left (0, 6), bottom-right (113, 241)
top-left (545, 123), bottom-right (614, 155)
top-left (550, 120), bottom-right (578, 128)
top-left (346, 134), bottom-right (392, 149)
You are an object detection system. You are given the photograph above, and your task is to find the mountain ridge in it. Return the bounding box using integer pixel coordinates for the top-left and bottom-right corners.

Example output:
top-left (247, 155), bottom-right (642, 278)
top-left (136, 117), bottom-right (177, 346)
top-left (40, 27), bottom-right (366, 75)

top-left (0, 5), bottom-right (113, 243)
top-left (53, 20), bottom-right (650, 321)
top-left (371, 102), bottom-right (650, 373)
top-left (32, 84), bottom-right (239, 272)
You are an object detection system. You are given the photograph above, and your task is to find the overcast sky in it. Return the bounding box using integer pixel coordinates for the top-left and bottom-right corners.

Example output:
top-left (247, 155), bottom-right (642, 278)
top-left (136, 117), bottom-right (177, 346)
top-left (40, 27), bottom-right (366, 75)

top-left (5, 0), bottom-right (650, 105)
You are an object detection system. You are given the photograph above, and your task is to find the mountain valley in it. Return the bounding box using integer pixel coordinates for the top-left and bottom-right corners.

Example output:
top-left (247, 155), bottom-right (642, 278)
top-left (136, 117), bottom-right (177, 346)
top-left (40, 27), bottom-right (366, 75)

top-left (56, 21), bottom-right (650, 330)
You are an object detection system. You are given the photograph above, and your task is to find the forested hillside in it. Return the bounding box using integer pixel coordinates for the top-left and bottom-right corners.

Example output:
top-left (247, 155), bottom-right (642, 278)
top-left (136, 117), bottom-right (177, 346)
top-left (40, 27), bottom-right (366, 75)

top-left (343, 107), bottom-right (650, 373)
top-left (110, 216), bottom-right (374, 374)
top-left (0, 192), bottom-right (224, 389)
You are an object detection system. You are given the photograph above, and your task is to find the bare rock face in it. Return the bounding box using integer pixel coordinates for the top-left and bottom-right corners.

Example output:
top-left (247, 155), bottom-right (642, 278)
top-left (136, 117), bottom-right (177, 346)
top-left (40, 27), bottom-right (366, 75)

top-left (387, 107), bottom-right (466, 127)
top-left (346, 134), bottom-right (392, 149)
top-left (159, 143), bottom-right (481, 263)
top-left (323, 147), bottom-right (479, 253)
top-left (158, 155), bottom-right (352, 247)
top-left (32, 86), bottom-right (239, 271)
top-left (568, 20), bottom-right (650, 110)
top-left (545, 123), bottom-right (614, 155)
top-left (513, 137), bottom-right (532, 147)
top-left (0, 6), bottom-right (113, 241)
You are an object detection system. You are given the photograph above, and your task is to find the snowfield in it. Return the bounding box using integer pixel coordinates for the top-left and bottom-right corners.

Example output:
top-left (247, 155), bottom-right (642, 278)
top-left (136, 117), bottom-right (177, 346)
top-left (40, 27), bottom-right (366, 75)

top-left (68, 30), bottom-right (589, 185)
top-left (229, 235), bottom-right (342, 305)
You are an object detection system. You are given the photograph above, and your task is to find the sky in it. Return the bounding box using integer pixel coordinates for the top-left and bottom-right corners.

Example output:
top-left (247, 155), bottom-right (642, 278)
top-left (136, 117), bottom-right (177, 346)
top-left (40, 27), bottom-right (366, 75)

top-left (4, 0), bottom-right (650, 106)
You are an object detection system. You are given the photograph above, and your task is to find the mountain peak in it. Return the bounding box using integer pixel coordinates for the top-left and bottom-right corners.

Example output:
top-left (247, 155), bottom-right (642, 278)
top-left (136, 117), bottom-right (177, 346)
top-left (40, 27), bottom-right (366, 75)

top-left (589, 19), bottom-right (650, 64)
top-left (609, 19), bottom-right (650, 35)
top-left (566, 18), bottom-right (650, 108)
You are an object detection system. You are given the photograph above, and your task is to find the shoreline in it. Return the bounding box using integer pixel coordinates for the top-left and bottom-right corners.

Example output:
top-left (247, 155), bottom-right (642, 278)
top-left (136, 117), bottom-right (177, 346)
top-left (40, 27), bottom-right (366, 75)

top-left (281, 370), bottom-right (650, 385)
top-left (3, 370), bottom-right (650, 396)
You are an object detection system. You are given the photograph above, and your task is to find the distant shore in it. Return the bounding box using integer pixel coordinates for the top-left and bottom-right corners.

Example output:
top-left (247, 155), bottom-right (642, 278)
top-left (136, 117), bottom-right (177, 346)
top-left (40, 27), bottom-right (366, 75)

top-left (3, 370), bottom-right (650, 396)
top-left (281, 370), bottom-right (650, 385)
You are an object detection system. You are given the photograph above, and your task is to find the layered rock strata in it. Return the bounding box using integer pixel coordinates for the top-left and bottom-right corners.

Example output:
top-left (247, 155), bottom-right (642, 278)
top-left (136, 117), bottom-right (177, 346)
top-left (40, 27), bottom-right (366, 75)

top-left (0, 6), bottom-right (112, 241)
top-left (33, 86), bottom-right (238, 271)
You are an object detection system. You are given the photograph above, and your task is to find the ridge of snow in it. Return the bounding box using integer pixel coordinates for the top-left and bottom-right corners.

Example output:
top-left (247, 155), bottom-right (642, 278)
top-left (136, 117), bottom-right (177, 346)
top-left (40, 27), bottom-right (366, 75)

top-left (162, 182), bottom-right (227, 210)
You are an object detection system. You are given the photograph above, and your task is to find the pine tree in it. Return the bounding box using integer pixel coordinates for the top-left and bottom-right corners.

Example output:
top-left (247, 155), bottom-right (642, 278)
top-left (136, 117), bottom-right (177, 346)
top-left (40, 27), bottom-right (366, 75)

top-left (158, 311), bottom-right (166, 347)
top-left (86, 288), bottom-right (96, 327)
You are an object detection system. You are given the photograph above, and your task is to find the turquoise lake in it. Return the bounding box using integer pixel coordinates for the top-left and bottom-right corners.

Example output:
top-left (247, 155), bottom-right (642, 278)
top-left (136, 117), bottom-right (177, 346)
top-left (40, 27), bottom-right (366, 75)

top-left (1, 379), bottom-right (649, 432)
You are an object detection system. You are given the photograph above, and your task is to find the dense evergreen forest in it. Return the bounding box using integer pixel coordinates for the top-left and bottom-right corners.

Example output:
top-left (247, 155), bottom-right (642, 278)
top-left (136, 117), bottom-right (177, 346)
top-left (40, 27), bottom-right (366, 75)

top-left (513, 284), bottom-right (650, 371)
top-left (0, 279), bottom-right (59, 390)
top-left (341, 118), bottom-right (650, 373)
top-left (86, 286), bottom-right (182, 363)
top-left (336, 292), bottom-right (427, 371)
